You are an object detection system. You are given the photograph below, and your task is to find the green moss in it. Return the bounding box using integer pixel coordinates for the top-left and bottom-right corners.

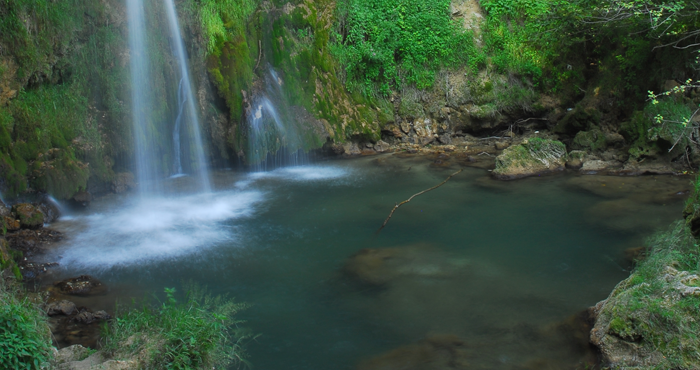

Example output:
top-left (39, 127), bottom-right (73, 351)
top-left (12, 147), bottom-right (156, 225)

top-left (572, 129), bottom-right (607, 152)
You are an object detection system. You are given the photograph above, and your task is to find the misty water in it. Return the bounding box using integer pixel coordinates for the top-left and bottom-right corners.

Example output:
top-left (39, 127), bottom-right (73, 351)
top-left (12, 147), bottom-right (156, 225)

top-left (40, 155), bottom-right (689, 369)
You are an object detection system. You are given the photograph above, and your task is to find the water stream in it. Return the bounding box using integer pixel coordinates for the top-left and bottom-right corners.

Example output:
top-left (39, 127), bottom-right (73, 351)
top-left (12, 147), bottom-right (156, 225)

top-left (40, 155), bottom-right (690, 369)
top-left (164, 0), bottom-right (211, 191)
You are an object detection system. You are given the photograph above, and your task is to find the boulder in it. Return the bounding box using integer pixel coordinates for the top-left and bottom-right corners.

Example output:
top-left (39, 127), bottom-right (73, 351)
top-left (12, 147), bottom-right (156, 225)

top-left (37, 196), bottom-right (61, 224)
top-left (71, 191), bottom-right (92, 207)
top-left (373, 140), bottom-right (391, 153)
top-left (112, 172), bottom-right (135, 194)
top-left (74, 310), bottom-right (111, 324)
top-left (47, 300), bottom-right (77, 316)
top-left (11, 203), bottom-right (45, 229)
top-left (53, 275), bottom-right (107, 296)
top-left (565, 150), bottom-right (586, 169)
top-left (492, 138), bottom-right (567, 179)
top-left (3, 216), bottom-right (20, 232)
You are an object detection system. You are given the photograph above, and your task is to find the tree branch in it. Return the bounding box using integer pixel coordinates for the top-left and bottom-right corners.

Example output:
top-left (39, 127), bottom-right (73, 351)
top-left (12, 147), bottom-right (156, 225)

top-left (376, 169), bottom-right (463, 233)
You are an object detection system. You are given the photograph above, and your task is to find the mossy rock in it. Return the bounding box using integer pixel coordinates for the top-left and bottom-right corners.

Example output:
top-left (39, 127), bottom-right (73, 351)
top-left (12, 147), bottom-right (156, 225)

top-left (553, 104), bottom-right (601, 134)
top-left (591, 222), bottom-right (700, 369)
top-left (572, 128), bottom-right (607, 152)
top-left (493, 138), bottom-right (567, 180)
top-left (11, 204), bottom-right (44, 230)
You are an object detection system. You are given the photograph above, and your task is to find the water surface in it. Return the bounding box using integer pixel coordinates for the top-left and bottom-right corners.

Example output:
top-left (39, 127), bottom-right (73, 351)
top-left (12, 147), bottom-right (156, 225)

top-left (42, 154), bottom-right (690, 369)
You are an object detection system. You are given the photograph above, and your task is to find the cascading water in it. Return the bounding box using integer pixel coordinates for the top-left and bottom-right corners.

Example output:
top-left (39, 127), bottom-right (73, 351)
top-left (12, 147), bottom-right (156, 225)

top-left (247, 68), bottom-right (308, 171)
top-left (172, 77), bottom-right (186, 177)
top-left (126, 0), bottom-right (159, 194)
top-left (164, 0), bottom-right (211, 192)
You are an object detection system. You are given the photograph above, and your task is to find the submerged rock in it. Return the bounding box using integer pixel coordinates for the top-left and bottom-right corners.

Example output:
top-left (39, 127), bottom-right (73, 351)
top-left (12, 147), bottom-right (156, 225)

top-left (11, 203), bottom-right (45, 229)
top-left (492, 138), bottom-right (567, 179)
top-left (343, 244), bottom-right (464, 286)
top-left (357, 333), bottom-right (471, 370)
top-left (53, 275), bottom-right (107, 296)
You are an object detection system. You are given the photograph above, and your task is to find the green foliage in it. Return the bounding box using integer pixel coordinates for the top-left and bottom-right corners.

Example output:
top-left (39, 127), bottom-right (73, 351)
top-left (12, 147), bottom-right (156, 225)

top-left (199, 0), bottom-right (256, 55)
top-left (332, 0), bottom-right (475, 95)
top-left (0, 280), bottom-right (52, 370)
top-left (103, 284), bottom-right (253, 369)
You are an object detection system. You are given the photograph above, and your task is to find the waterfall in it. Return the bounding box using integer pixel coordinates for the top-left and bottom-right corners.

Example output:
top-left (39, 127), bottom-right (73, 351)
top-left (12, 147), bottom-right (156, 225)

top-left (164, 0), bottom-right (211, 192)
top-left (172, 77), bottom-right (186, 176)
top-left (126, 0), bottom-right (158, 194)
top-left (247, 68), bottom-right (307, 171)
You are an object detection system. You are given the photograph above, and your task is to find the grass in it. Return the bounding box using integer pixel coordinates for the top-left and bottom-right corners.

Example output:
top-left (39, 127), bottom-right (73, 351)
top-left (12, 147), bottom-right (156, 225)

top-left (0, 279), bottom-right (52, 370)
top-left (600, 221), bottom-right (700, 368)
top-left (102, 284), bottom-right (254, 369)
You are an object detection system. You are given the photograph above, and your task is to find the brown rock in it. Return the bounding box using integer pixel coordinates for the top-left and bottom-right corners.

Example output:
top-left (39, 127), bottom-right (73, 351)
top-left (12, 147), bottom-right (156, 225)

top-left (54, 275), bottom-right (107, 296)
top-left (47, 300), bottom-right (77, 316)
top-left (11, 203), bottom-right (45, 229)
top-left (3, 216), bottom-right (20, 232)
top-left (357, 334), bottom-right (470, 370)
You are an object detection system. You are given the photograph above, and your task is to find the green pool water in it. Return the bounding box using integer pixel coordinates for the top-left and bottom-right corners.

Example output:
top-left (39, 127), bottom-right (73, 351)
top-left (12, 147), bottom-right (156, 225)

top-left (43, 154), bottom-right (690, 369)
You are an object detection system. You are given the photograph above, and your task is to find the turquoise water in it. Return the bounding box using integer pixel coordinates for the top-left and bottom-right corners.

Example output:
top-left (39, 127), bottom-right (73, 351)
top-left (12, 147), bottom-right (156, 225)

top-left (43, 154), bottom-right (689, 369)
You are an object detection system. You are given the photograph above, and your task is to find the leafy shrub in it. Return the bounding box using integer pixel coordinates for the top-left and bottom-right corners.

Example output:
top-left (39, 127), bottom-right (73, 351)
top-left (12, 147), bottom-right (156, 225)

top-left (332, 0), bottom-right (475, 95)
top-left (102, 284), bottom-right (253, 369)
top-left (0, 280), bottom-right (52, 370)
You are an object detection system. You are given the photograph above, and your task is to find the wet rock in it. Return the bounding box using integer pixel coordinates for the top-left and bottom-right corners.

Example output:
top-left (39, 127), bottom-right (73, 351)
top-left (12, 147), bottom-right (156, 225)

top-left (3, 216), bottom-right (20, 232)
top-left (579, 160), bottom-right (621, 174)
top-left (47, 300), bottom-right (77, 316)
top-left (11, 203), bottom-right (45, 229)
top-left (342, 142), bottom-right (362, 156)
top-left (400, 121), bottom-right (412, 134)
top-left (6, 228), bottom-right (62, 258)
top-left (71, 191), bottom-right (92, 207)
top-left (357, 333), bottom-right (471, 370)
top-left (112, 172), bottom-right (135, 194)
top-left (37, 196), bottom-right (61, 224)
top-left (74, 310), bottom-right (111, 324)
top-left (53, 275), bottom-right (107, 296)
top-left (373, 140), bottom-right (391, 153)
top-left (0, 199), bottom-right (10, 218)
top-left (20, 261), bottom-right (59, 280)
top-left (492, 138), bottom-right (567, 180)
top-left (565, 150), bottom-right (586, 169)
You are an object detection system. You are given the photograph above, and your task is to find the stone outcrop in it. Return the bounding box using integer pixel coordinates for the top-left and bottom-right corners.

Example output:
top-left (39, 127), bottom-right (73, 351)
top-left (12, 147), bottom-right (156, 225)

top-left (492, 138), bottom-right (567, 179)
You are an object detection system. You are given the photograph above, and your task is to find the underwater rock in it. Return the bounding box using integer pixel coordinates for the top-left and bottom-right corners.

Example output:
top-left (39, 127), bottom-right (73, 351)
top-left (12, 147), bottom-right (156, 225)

top-left (585, 199), bottom-right (667, 232)
top-left (565, 175), bottom-right (689, 204)
top-left (343, 244), bottom-right (464, 286)
top-left (357, 333), bottom-right (471, 370)
top-left (47, 300), bottom-right (77, 316)
top-left (623, 246), bottom-right (648, 264)
top-left (11, 203), bottom-right (45, 229)
top-left (492, 138), bottom-right (567, 179)
top-left (20, 261), bottom-right (59, 280)
top-left (53, 275), bottom-right (107, 296)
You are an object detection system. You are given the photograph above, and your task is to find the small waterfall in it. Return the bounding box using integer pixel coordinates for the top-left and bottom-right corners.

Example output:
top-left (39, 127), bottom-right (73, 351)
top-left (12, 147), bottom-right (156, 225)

top-left (126, 0), bottom-right (158, 194)
top-left (172, 77), bottom-right (186, 176)
top-left (247, 68), bottom-right (307, 171)
top-left (164, 0), bottom-right (211, 192)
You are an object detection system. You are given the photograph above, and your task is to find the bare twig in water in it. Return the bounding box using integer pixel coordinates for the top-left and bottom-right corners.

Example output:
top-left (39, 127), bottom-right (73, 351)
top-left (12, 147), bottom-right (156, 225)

top-left (377, 169), bottom-right (463, 233)
top-left (477, 152), bottom-right (494, 156)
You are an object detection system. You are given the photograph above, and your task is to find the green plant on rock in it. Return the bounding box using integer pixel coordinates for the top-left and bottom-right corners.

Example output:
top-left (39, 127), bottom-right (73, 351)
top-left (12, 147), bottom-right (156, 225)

top-left (102, 284), bottom-right (253, 369)
top-left (332, 0), bottom-right (475, 95)
top-left (0, 279), bottom-right (52, 370)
